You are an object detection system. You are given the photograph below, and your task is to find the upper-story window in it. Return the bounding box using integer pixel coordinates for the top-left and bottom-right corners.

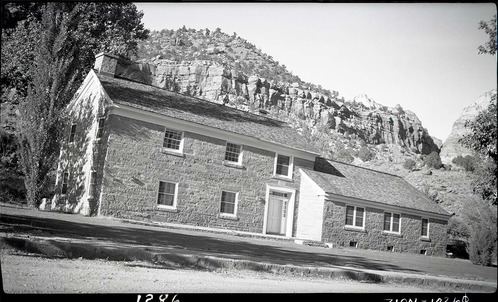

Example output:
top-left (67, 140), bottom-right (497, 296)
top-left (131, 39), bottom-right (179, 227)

top-left (157, 181), bottom-right (178, 209)
top-left (274, 154), bottom-right (293, 178)
top-left (345, 205), bottom-right (365, 228)
top-left (383, 212), bottom-right (401, 233)
top-left (68, 124), bottom-right (77, 143)
top-left (96, 117), bottom-right (105, 139)
top-left (224, 142), bottom-right (242, 164)
top-left (421, 218), bottom-right (429, 238)
top-left (163, 128), bottom-right (183, 152)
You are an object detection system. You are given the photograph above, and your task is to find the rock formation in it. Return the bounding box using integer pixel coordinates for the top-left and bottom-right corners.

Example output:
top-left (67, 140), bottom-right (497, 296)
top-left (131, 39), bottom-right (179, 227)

top-left (440, 90), bottom-right (497, 164)
top-left (111, 57), bottom-right (440, 156)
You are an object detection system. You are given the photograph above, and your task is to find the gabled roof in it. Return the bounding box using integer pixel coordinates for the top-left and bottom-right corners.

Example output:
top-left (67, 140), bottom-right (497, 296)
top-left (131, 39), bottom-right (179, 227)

top-left (96, 73), bottom-right (320, 154)
top-left (303, 158), bottom-right (451, 217)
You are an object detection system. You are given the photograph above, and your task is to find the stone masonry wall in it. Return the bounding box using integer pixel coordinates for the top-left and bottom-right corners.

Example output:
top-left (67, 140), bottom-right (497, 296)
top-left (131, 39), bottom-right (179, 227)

top-left (98, 114), bottom-right (314, 235)
top-left (321, 200), bottom-right (448, 256)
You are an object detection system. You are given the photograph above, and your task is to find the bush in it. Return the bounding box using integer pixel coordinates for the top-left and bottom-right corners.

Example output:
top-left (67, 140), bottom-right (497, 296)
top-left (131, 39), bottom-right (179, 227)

top-left (403, 158), bottom-right (416, 170)
top-left (452, 155), bottom-right (479, 172)
top-left (447, 217), bottom-right (470, 240)
top-left (423, 151), bottom-right (442, 169)
top-left (358, 146), bottom-right (373, 162)
top-left (467, 224), bottom-right (496, 266)
top-left (333, 148), bottom-right (354, 164)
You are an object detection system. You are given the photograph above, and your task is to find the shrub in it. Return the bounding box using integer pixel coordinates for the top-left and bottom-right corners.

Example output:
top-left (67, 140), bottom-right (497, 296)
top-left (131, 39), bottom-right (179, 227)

top-left (423, 151), bottom-right (442, 169)
top-left (467, 224), bottom-right (496, 266)
top-left (452, 155), bottom-right (479, 172)
top-left (358, 146), bottom-right (373, 162)
top-left (333, 148), bottom-right (354, 164)
top-left (447, 217), bottom-right (470, 240)
top-left (403, 158), bottom-right (416, 170)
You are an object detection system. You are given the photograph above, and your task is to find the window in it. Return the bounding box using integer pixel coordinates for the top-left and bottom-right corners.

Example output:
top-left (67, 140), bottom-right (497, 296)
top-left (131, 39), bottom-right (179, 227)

top-left (383, 212), bottom-right (401, 233)
top-left (88, 171), bottom-right (97, 196)
top-left (96, 117), bottom-right (105, 139)
top-left (421, 218), bottom-right (429, 237)
top-left (225, 142), bottom-right (242, 163)
top-left (61, 172), bottom-right (69, 195)
top-left (220, 191), bottom-right (237, 216)
top-left (345, 205), bottom-right (365, 228)
top-left (69, 124), bottom-right (77, 143)
top-left (157, 181), bottom-right (177, 208)
top-left (274, 154), bottom-right (293, 178)
top-left (163, 128), bottom-right (183, 151)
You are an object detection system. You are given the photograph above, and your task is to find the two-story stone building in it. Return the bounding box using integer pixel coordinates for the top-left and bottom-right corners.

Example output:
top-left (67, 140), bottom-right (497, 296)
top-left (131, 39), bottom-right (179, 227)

top-left (52, 53), bottom-right (452, 256)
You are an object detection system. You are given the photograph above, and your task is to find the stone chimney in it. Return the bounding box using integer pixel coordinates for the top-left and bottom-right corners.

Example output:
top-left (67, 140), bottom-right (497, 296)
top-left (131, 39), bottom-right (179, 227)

top-left (93, 53), bottom-right (120, 77)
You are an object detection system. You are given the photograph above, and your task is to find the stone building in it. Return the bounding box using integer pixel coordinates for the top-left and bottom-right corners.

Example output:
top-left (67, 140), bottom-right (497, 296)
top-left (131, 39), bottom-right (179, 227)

top-left (52, 53), bottom-right (452, 256)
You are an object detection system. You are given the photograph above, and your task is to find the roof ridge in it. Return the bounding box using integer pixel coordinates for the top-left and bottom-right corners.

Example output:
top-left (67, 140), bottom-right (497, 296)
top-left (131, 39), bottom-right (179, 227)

top-left (319, 157), bottom-right (403, 178)
top-left (103, 73), bottom-right (293, 128)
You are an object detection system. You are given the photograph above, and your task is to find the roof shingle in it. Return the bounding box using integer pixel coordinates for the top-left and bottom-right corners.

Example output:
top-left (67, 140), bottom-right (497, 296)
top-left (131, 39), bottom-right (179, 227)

top-left (304, 158), bottom-right (451, 216)
top-left (97, 74), bottom-right (319, 154)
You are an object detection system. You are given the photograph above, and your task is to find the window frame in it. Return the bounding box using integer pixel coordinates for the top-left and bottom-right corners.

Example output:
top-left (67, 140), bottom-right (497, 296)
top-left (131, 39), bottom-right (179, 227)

top-left (61, 172), bottom-right (69, 195)
top-left (383, 212), bottom-right (401, 234)
top-left (96, 117), bottom-right (105, 140)
top-left (224, 142), bottom-right (243, 165)
top-left (421, 218), bottom-right (430, 238)
top-left (219, 190), bottom-right (238, 217)
top-left (68, 124), bottom-right (77, 143)
top-left (273, 153), bottom-right (294, 179)
top-left (345, 205), bottom-right (366, 229)
top-left (162, 128), bottom-right (184, 153)
top-left (157, 181), bottom-right (178, 210)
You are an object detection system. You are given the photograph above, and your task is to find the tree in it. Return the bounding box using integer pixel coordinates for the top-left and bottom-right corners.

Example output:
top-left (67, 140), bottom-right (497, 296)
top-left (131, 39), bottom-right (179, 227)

top-left (478, 14), bottom-right (497, 55)
top-left (460, 98), bottom-right (497, 204)
top-left (2, 3), bottom-right (149, 207)
top-left (403, 158), bottom-right (416, 170)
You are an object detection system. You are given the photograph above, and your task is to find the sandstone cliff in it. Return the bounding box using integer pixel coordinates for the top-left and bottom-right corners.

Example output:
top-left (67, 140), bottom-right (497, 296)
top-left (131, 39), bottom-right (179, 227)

top-left (113, 57), bottom-right (440, 158)
top-left (440, 90), bottom-right (497, 164)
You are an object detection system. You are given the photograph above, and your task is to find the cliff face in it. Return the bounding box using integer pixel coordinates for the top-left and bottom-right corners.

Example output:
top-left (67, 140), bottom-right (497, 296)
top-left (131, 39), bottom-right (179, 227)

top-left (113, 57), bottom-right (439, 156)
top-left (440, 90), bottom-right (497, 164)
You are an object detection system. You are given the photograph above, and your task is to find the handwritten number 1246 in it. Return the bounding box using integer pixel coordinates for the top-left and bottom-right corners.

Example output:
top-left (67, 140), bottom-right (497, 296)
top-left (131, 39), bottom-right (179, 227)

top-left (137, 294), bottom-right (179, 302)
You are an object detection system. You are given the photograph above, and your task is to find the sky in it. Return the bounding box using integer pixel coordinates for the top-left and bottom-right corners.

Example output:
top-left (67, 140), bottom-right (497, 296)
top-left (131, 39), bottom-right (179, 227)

top-left (134, 3), bottom-right (496, 142)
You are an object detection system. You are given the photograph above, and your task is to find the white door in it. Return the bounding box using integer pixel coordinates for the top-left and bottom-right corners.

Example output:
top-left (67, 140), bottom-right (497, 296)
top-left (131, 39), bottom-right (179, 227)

top-left (266, 192), bottom-right (289, 235)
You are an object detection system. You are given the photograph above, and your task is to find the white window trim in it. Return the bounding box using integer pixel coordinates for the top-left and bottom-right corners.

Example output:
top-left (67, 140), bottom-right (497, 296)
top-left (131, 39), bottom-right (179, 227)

top-left (156, 181), bottom-right (178, 210)
top-left (224, 142), bottom-right (243, 166)
top-left (162, 127), bottom-right (184, 154)
top-left (345, 205), bottom-right (366, 229)
top-left (219, 190), bottom-right (238, 218)
top-left (421, 218), bottom-right (430, 238)
top-left (383, 212), bottom-right (401, 234)
top-left (273, 153), bottom-right (294, 179)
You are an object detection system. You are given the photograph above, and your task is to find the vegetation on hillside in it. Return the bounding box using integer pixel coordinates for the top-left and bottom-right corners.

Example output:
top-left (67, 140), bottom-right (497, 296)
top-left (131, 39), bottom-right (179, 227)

top-left (136, 27), bottom-right (340, 100)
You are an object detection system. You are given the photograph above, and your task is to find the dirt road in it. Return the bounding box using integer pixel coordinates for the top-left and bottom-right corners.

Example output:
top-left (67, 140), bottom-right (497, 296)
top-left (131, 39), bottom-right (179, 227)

top-left (1, 251), bottom-right (436, 293)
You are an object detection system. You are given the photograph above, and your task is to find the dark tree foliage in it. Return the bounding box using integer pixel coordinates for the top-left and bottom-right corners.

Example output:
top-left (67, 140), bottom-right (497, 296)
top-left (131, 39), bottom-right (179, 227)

top-left (403, 158), bottom-right (416, 170)
top-left (460, 98), bottom-right (497, 205)
top-left (423, 151), bottom-right (442, 169)
top-left (478, 14), bottom-right (497, 55)
top-left (2, 3), bottom-right (148, 207)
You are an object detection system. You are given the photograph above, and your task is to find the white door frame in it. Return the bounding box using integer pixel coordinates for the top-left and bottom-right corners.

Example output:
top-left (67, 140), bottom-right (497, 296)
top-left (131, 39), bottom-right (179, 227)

top-left (263, 184), bottom-right (296, 237)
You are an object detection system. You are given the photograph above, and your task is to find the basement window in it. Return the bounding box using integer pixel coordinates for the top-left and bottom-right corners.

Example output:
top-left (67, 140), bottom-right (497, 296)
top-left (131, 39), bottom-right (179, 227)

top-left (387, 245), bottom-right (394, 252)
top-left (420, 249), bottom-right (427, 255)
top-left (349, 241), bottom-right (358, 248)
